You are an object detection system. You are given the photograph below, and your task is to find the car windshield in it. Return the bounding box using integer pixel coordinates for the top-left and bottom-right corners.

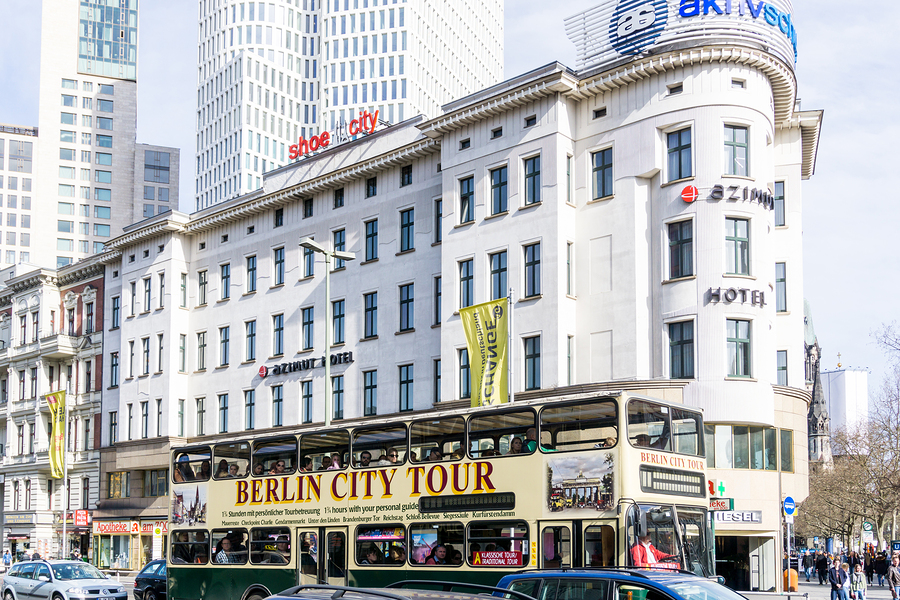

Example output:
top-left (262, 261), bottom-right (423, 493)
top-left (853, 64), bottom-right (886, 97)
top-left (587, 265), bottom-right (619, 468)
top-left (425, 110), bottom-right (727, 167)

top-left (667, 579), bottom-right (748, 600)
top-left (51, 563), bottom-right (106, 580)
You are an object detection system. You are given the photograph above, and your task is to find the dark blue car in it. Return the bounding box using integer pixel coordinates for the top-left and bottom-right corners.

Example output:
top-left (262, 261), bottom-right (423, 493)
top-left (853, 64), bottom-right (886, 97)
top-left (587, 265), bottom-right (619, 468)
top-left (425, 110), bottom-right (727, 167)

top-left (494, 568), bottom-right (745, 600)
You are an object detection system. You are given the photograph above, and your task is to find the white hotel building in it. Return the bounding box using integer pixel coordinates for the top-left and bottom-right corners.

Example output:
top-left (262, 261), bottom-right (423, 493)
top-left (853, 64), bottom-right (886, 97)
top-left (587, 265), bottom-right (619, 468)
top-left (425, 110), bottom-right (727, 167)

top-left (194, 0), bottom-right (503, 210)
top-left (99, 0), bottom-right (820, 586)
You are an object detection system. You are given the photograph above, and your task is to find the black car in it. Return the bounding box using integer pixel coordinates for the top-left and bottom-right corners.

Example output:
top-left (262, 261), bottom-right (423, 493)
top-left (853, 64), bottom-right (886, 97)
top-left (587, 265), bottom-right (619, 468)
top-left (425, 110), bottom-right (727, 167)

top-left (134, 559), bottom-right (167, 600)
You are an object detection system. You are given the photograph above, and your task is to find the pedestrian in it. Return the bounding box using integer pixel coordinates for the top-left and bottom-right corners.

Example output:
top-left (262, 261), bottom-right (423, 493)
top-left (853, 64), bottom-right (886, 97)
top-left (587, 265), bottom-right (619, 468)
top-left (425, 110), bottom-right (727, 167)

top-left (887, 554), bottom-right (900, 600)
top-left (803, 551), bottom-right (815, 582)
top-left (830, 558), bottom-right (850, 600)
top-left (2, 550), bottom-right (10, 571)
top-left (818, 552), bottom-right (831, 585)
top-left (851, 563), bottom-right (868, 600)
top-left (865, 552), bottom-right (874, 585)
top-left (876, 553), bottom-right (889, 586)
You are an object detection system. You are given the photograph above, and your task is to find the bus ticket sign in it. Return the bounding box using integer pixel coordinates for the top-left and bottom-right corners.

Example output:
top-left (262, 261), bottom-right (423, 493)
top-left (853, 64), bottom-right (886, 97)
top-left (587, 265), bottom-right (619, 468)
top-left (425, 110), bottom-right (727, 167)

top-left (472, 551), bottom-right (522, 566)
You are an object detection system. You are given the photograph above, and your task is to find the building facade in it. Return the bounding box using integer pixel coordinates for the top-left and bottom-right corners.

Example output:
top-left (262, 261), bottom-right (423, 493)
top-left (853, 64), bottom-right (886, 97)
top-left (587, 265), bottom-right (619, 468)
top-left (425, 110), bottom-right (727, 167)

top-left (194, 0), bottom-right (503, 210)
top-left (0, 125), bottom-right (37, 267)
top-left (0, 259), bottom-right (104, 560)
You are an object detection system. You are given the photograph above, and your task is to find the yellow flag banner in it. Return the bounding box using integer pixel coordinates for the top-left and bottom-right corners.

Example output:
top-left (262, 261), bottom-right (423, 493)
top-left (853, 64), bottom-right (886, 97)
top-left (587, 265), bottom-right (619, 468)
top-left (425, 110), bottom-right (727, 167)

top-left (45, 390), bottom-right (66, 479)
top-left (460, 298), bottom-right (508, 408)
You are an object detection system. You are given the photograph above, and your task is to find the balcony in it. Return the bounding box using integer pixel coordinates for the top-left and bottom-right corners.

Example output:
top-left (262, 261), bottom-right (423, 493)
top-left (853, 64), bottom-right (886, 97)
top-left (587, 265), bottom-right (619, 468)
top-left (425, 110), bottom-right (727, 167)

top-left (40, 332), bottom-right (81, 359)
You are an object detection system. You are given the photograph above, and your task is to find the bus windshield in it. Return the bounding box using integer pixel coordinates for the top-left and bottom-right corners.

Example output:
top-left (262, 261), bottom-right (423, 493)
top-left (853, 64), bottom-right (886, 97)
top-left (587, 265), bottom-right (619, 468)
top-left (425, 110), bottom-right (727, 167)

top-left (627, 503), bottom-right (714, 576)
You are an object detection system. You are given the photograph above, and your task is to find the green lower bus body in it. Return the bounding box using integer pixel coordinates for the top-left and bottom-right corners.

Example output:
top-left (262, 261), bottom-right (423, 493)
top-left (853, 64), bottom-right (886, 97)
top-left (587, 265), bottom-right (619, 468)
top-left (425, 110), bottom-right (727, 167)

top-left (168, 566), bottom-right (517, 600)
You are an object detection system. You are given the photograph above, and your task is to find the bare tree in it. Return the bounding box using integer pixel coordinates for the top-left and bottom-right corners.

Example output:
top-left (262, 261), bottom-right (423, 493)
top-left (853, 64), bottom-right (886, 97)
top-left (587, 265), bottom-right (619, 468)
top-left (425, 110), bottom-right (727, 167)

top-left (874, 322), bottom-right (900, 360)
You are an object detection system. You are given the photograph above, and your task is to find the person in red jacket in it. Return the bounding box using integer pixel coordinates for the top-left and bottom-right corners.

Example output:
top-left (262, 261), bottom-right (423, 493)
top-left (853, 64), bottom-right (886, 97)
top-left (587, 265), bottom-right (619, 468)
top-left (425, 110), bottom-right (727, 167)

top-left (631, 535), bottom-right (676, 567)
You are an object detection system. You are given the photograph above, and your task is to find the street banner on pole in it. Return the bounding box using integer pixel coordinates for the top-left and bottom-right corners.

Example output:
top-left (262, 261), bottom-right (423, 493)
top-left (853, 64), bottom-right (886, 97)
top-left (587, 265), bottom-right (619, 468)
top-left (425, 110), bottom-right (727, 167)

top-left (460, 298), bottom-right (508, 407)
top-left (45, 390), bottom-right (66, 479)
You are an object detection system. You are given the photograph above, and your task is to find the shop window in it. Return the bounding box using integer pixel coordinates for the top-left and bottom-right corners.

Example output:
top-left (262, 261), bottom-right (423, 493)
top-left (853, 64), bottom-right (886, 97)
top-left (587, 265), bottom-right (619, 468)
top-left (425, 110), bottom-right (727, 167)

top-left (409, 416), bottom-right (465, 463)
top-left (214, 441), bottom-right (251, 479)
top-left (211, 528), bottom-right (249, 564)
top-left (171, 530), bottom-right (209, 564)
top-left (252, 436), bottom-right (297, 476)
top-left (352, 425), bottom-right (407, 467)
top-left (540, 399), bottom-right (617, 453)
top-left (107, 471), bottom-right (130, 498)
top-left (468, 408), bottom-right (536, 458)
top-left (355, 524), bottom-right (406, 566)
top-left (467, 521), bottom-right (529, 567)
top-left (250, 527), bottom-right (291, 564)
top-left (299, 429), bottom-right (349, 471)
top-left (172, 446), bottom-right (211, 482)
top-left (409, 521), bottom-right (464, 566)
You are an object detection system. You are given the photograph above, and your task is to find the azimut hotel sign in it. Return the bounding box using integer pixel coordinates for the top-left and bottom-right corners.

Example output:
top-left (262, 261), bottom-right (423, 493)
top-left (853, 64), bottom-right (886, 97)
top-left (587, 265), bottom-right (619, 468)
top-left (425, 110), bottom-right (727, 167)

top-left (566, 0), bottom-right (797, 72)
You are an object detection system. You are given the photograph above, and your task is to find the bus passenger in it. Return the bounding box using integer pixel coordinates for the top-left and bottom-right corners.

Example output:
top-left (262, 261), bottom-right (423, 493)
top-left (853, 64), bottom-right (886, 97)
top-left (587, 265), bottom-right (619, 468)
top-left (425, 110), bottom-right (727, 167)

top-left (470, 543), bottom-right (481, 560)
top-left (191, 531), bottom-right (209, 563)
top-left (215, 460), bottom-right (230, 478)
top-left (507, 438), bottom-right (524, 454)
top-left (450, 449), bottom-right (465, 460)
top-left (299, 457), bottom-right (313, 472)
top-left (263, 536), bottom-right (291, 564)
top-left (631, 534), bottom-right (674, 566)
top-left (427, 448), bottom-right (442, 461)
top-left (425, 544), bottom-right (448, 565)
top-left (389, 545), bottom-right (406, 565)
top-left (270, 460), bottom-right (287, 475)
top-left (228, 463), bottom-right (240, 477)
top-left (252, 463), bottom-right (265, 476)
top-left (382, 448), bottom-right (400, 464)
top-left (360, 544), bottom-right (382, 564)
top-left (174, 455), bottom-right (195, 482)
top-left (524, 428), bottom-right (538, 452)
top-left (215, 537), bottom-right (239, 563)
top-left (450, 549), bottom-right (463, 565)
top-left (329, 453), bottom-right (342, 469)
top-left (634, 434), bottom-right (652, 448)
top-left (197, 460), bottom-right (211, 480)
top-left (358, 451), bottom-right (373, 467)
top-left (173, 532), bottom-right (192, 563)
top-left (321, 456), bottom-right (333, 470)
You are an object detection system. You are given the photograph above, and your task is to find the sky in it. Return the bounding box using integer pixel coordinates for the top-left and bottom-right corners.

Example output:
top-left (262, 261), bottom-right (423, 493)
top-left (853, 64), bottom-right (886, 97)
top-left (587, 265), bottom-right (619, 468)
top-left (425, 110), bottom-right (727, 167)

top-left (1, 0), bottom-right (898, 393)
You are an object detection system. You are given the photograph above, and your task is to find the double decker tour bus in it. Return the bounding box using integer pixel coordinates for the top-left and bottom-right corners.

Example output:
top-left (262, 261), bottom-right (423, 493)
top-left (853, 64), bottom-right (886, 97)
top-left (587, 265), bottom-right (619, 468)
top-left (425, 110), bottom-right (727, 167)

top-left (167, 391), bottom-right (714, 600)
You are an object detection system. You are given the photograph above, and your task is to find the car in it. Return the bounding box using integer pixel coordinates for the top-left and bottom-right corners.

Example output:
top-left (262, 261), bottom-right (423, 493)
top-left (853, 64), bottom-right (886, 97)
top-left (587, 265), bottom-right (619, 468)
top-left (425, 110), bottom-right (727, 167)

top-left (0, 560), bottom-right (128, 600)
top-left (492, 567), bottom-right (745, 600)
top-left (134, 558), bottom-right (167, 600)
top-left (267, 583), bottom-right (536, 600)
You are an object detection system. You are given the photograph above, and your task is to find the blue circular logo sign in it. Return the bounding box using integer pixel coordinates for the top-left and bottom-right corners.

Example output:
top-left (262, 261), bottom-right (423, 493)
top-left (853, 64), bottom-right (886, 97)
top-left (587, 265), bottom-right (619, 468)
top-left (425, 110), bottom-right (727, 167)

top-left (783, 496), bottom-right (796, 515)
top-left (609, 0), bottom-right (668, 56)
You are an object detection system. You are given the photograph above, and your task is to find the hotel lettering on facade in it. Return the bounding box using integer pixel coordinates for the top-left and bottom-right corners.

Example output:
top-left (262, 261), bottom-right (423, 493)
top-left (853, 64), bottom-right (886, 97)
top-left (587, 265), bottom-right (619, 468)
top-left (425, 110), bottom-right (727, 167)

top-left (97, 0), bottom-right (820, 587)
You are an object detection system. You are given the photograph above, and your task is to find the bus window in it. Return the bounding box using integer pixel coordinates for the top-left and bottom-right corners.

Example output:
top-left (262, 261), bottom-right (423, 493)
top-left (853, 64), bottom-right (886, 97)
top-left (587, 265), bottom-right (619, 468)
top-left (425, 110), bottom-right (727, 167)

top-left (171, 530), bottom-right (209, 564)
top-left (173, 447), bottom-right (211, 482)
top-left (627, 400), bottom-right (671, 451)
top-left (299, 532), bottom-right (317, 576)
top-left (211, 528), bottom-right (248, 564)
top-left (540, 398), bottom-right (617, 452)
top-left (409, 522), bottom-right (464, 566)
top-left (327, 532), bottom-right (347, 578)
top-left (467, 521), bottom-right (529, 567)
top-left (671, 408), bottom-right (702, 456)
top-left (541, 526), bottom-right (571, 568)
top-left (250, 527), bottom-right (292, 564)
top-left (214, 442), bottom-right (250, 479)
top-left (355, 525), bottom-right (406, 566)
top-left (585, 524), bottom-right (615, 566)
top-left (300, 430), bottom-right (349, 471)
top-left (468, 409), bottom-right (536, 458)
top-left (352, 425), bottom-right (407, 467)
top-left (252, 436), bottom-right (298, 476)
top-left (409, 416), bottom-right (465, 463)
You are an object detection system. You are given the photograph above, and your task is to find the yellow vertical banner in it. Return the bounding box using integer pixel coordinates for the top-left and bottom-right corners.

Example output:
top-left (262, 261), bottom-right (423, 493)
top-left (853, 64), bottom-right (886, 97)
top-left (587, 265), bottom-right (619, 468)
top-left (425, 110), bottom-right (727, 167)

top-left (460, 298), bottom-right (508, 407)
top-left (45, 390), bottom-right (66, 479)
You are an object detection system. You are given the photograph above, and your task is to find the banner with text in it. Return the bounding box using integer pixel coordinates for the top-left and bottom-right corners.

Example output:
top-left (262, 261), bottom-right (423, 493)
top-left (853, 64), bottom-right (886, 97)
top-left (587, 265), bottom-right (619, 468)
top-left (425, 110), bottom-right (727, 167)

top-left (460, 298), bottom-right (508, 407)
top-left (45, 390), bottom-right (66, 479)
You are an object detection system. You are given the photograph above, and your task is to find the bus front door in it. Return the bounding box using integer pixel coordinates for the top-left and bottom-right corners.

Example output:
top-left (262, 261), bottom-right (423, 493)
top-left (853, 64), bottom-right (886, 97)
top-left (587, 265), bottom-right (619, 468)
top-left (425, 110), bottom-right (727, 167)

top-left (297, 528), bottom-right (348, 586)
top-left (538, 522), bottom-right (573, 569)
top-left (583, 521), bottom-right (617, 567)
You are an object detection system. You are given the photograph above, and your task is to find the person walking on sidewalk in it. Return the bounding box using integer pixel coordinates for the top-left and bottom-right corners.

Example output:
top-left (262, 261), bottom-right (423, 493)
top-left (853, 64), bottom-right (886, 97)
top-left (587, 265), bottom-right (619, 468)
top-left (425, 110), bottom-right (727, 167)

top-left (803, 551), bottom-right (816, 582)
top-left (830, 558), bottom-right (850, 600)
top-left (818, 552), bottom-right (832, 585)
top-left (851, 563), bottom-right (868, 600)
top-left (887, 554), bottom-right (900, 600)
top-left (876, 553), bottom-right (889, 586)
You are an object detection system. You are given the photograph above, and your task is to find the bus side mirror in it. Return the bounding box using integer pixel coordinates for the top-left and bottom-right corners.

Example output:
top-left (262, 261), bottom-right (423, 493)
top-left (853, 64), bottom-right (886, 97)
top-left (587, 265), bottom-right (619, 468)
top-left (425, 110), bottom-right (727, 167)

top-left (635, 511), bottom-right (648, 538)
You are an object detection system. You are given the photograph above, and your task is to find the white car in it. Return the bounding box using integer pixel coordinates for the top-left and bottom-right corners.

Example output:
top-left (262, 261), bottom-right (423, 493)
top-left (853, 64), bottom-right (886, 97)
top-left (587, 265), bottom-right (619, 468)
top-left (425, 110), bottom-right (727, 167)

top-left (1, 560), bottom-right (127, 600)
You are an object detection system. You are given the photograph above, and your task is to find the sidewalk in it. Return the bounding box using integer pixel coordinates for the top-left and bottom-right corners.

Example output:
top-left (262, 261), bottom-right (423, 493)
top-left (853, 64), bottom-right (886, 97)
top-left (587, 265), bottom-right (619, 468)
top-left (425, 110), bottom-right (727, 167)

top-left (797, 579), bottom-right (894, 600)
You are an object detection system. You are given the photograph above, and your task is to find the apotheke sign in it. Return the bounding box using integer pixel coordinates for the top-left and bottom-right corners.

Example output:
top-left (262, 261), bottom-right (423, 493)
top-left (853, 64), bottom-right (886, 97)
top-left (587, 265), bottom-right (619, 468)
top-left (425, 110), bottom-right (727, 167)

top-left (258, 352), bottom-right (355, 379)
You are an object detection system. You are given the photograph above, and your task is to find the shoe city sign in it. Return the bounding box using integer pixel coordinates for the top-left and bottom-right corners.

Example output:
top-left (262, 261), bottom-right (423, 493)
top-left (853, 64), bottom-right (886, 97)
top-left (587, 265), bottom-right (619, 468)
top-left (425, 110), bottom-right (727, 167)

top-left (288, 109), bottom-right (380, 160)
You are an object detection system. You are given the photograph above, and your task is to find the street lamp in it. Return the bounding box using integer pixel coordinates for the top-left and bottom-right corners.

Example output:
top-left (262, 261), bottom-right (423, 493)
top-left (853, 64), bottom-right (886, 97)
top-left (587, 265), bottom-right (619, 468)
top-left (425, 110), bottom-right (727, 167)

top-left (299, 237), bottom-right (355, 427)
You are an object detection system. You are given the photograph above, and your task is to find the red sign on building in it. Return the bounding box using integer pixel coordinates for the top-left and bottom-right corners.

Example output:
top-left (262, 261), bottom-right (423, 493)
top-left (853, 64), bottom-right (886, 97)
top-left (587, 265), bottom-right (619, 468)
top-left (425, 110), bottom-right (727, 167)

top-left (74, 510), bottom-right (90, 527)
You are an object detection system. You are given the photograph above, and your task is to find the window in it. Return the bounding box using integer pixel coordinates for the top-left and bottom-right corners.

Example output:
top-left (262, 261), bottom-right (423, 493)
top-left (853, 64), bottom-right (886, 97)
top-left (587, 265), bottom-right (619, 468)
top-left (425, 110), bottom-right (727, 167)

top-left (141, 401), bottom-right (149, 438)
top-left (273, 247), bottom-right (285, 284)
top-left (668, 220), bottom-right (693, 279)
top-left (219, 394), bottom-right (229, 433)
top-left (301, 307), bottom-right (314, 350)
top-left (158, 273), bottom-right (166, 308)
top-left (490, 251), bottom-right (507, 301)
top-left (142, 338), bottom-right (150, 375)
top-left (593, 107), bottom-right (608, 119)
top-left (365, 219), bottom-right (378, 261)
top-left (459, 177), bottom-right (474, 223)
top-left (301, 381), bottom-right (312, 424)
top-left (334, 187), bottom-right (344, 208)
top-left (567, 335), bottom-right (575, 385)
top-left (459, 349), bottom-right (471, 399)
top-left (332, 375), bottom-right (344, 420)
top-left (490, 166), bottom-right (507, 214)
top-left (157, 335), bottom-right (164, 373)
top-left (667, 128), bottom-right (692, 182)
top-left (524, 243), bottom-right (541, 297)
top-left (180, 273), bottom-right (188, 307)
top-left (524, 156), bottom-right (541, 205)
top-left (143, 278), bottom-right (151, 311)
top-left (366, 177), bottom-right (377, 197)
top-left (245, 321), bottom-right (257, 361)
top-left (524, 336), bottom-right (541, 391)
top-left (245, 390), bottom-right (256, 430)
top-left (400, 165), bottom-right (412, 186)
top-left (197, 332), bottom-right (207, 371)
top-left (777, 350), bottom-right (788, 386)
top-left (433, 359), bottom-right (442, 403)
top-left (273, 314), bottom-right (285, 356)
top-left (524, 115), bottom-right (537, 127)
top-left (433, 276), bottom-right (442, 325)
top-left (399, 364), bottom-right (413, 411)
top-left (177, 400), bottom-right (184, 436)
top-left (774, 182), bottom-right (785, 227)
top-left (724, 124), bottom-right (749, 176)
top-left (364, 292), bottom-right (378, 338)
top-left (246, 255), bottom-right (257, 292)
top-left (144, 470), bottom-right (168, 497)
top-left (399, 283), bottom-right (414, 332)
top-left (303, 198), bottom-right (313, 218)
top-left (566, 242), bottom-right (574, 295)
top-left (274, 207), bottom-right (284, 227)
top-left (669, 321), bottom-right (694, 379)
top-left (221, 264), bottom-right (231, 299)
top-left (592, 148), bottom-right (613, 199)
top-left (725, 218), bottom-right (750, 275)
top-left (492, 127), bottom-right (503, 139)
top-left (776, 262), bottom-right (787, 312)
top-left (303, 245), bottom-right (315, 278)
top-left (198, 270), bottom-right (208, 305)
top-left (330, 299), bottom-right (345, 344)
top-left (272, 385), bottom-right (284, 426)
top-left (333, 230), bottom-right (346, 269)
top-left (459, 259), bottom-right (474, 308)
top-left (780, 429), bottom-right (793, 472)
top-left (109, 411), bottom-right (118, 443)
top-left (363, 370), bottom-right (377, 416)
top-left (179, 334), bottom-right (187, 372)
top-left (108, 472), bottom-right (130, 499)
top-left (220, 327), bottom-right (231, 366)
top-left (400, 208), bottom-right (414, 251)
top-left (726, 319), bottom-right (751, 377)
top-left (434, 198), bottom-right (442, 243)
top-left (459, 138), bottom-right (471, 150)
top-left (196, 398), bottom-right (206, 435)
top-left (110, 352), bottom-right (119, 387)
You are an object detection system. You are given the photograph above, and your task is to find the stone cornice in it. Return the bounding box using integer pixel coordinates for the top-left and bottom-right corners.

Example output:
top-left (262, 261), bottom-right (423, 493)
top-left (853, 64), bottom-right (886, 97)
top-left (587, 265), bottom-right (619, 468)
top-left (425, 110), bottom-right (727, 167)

top-left (773, 384), bottom-right (812, 406)
top-left (103, 215), bottom-right (190, 253)
top-left (56, 256), bottom-right (105, 287)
